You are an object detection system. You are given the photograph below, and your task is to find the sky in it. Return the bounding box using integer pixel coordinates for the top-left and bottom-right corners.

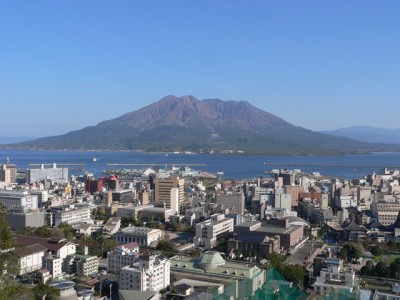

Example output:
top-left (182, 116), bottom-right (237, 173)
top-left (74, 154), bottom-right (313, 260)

top-left (1, 1), bottom-right (400, 137)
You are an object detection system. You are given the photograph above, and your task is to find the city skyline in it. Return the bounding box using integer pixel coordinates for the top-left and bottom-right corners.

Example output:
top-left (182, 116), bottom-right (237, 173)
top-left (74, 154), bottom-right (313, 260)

top-left (1, 1), bottom-right (400, 137)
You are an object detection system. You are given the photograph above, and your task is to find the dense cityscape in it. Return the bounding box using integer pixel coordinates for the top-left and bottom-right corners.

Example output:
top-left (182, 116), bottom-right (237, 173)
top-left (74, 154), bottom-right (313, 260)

top-left (1, 159), bottom-right (400, 299)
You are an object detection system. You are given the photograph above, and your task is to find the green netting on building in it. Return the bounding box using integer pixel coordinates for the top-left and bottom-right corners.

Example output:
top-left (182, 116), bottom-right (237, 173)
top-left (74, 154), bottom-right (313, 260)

top-left (212, 268), bottom-right (307, 300)
top-left (210, 267), bottom-right (361, 300)
top-left (320, 289), bottom-right (360, 300)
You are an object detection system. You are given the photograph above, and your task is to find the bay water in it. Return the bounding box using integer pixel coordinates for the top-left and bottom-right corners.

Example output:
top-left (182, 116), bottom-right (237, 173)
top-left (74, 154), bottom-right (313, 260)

top-left (1, 150), bottom-right (400, 180)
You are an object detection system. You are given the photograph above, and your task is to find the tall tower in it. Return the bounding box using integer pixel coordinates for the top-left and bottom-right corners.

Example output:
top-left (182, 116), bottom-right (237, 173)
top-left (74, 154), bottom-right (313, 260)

top-left (0, 163), bottom-right (17, 185)
top-left (154, 176), bottom-right (185, 214)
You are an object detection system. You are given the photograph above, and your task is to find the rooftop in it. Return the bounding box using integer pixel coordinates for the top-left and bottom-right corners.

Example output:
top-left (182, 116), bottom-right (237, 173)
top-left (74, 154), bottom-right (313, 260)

top-left (14, 234), bottom-right (71, 253)
top-left (119, 226), bottom-right (161, 236)
top-left (71, 253), bottom-right (97, 260)
top-left (12, 243), bottom-right (47, 257)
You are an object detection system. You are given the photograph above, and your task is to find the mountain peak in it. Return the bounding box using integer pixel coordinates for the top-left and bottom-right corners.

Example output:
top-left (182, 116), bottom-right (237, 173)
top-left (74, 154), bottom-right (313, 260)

top-left (5, 95), bottom-right (395, 155)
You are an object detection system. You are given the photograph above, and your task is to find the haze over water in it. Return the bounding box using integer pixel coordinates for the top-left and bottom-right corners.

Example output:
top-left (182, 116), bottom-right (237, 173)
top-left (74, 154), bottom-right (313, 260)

top-left (1, 150), bottom-right (400, 180)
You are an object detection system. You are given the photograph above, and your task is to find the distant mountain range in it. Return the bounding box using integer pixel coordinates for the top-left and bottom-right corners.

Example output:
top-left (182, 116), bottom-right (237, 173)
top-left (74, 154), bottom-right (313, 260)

top-left (0, 136), bottom-right (37, 145)
top-left (322, 126), bottom-right (400, 144)
top-left (2, 95), bottom-right (399, 155)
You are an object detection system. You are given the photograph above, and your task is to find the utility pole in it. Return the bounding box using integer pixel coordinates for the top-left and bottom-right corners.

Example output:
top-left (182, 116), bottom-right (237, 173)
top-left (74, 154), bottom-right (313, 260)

top-left (109, 283), bottom-right (112, 300)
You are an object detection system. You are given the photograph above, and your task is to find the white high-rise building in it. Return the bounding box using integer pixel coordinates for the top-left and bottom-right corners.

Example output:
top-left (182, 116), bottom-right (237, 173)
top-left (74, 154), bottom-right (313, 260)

top-left (274, 193), bottom-right (292, 212)
top-left (119, 254), bottom-right (170, 291)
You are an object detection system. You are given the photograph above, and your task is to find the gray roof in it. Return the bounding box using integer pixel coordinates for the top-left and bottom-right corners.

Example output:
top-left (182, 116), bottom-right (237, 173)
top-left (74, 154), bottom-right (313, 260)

top-left (198, 251), bottom-right (225, 266)
top-left (119, 290), bottom-right (159, 300)
top-left (255, 224), bottom-right (303, 235)
top-left (13, 244), bottom-right (47, 257)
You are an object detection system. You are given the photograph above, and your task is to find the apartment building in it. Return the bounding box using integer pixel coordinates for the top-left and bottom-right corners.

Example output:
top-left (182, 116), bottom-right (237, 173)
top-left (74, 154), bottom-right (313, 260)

top-left (107, 242), bottom-right (140, 274)
top-left (65, 252), bottom-right (99, 277)
top-left (119, 254), bottom-right (170, 291)
top-left (313, 258), bottom-right (357, 296)
top-left (42, 251), bottom-right (63, 280)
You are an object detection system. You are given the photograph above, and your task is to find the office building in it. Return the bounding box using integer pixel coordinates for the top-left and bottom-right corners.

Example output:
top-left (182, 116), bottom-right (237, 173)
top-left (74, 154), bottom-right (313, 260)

top-left (233, 219), bottom-right (304, 250)
top-left (7, 207), bottom-right (45, 231)
top-left (215, 193), bottom-right (245, 215)
top-left (0, 164), bottom-right (16, 185)
top-left (26, 164), bottom-right (68, 184)
top-left (194, 214), bottom-right (234, 249)
top-left (154, 176), bottom-right (184, 214)
top-left (0, 190), bottom-right (38, 210)
top-left (115, 226), bottom-right (163, 247)
top-left (49, 204), bottom-right (92, 226)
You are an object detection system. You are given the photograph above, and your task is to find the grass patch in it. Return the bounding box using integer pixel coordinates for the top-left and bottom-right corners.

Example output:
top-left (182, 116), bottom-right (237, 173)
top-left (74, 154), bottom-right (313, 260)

top-left (375, 254), bottom-right (400, 265)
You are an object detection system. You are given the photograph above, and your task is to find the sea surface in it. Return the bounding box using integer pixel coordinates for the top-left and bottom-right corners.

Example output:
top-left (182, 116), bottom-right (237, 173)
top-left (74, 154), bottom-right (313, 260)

top-left (1, 150), bottom-right (400, 180)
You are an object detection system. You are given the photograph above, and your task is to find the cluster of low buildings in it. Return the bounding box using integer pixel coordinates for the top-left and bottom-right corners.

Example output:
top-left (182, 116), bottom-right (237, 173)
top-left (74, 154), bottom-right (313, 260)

top-left (3, 160), bottom-right (400, 299)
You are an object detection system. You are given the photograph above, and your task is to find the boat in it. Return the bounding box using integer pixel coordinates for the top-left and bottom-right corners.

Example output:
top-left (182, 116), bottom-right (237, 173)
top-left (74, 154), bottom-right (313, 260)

top-left (92, 157), bottom-right (97, 162)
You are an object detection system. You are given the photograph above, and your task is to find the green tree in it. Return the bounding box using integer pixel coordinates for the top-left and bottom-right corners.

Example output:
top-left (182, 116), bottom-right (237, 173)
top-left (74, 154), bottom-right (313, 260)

top-left (390, 261), bottom-right (400, 279)
top-left (58, 223), bottom-right (75, 241)
top-left (17, 226), bottom-right (36, 236)
top-left (387, 240), bottom-right (397, 250)
top-left (361, 260), bottom-right (375, 276)
top-left (0, 281), bottom-right (32, 300)
top-left (370, 245), bottom-right (384, 257)
top-left (32, 283), bottom-right (60, 300)
top-left (338, 243), bottom-right (362, 261)
top-left (375, 261), bottom-right (388, 277)
top-left (121, 216), bottom-right (138, 228)
top-left (35, 226), bottom-right (53, 238)
top-left (156, 239), bottom-right (177, 253)
top-left (263, 253), bottom-right (306, 287)
top-left (0, 205), bottom-right (29, 299)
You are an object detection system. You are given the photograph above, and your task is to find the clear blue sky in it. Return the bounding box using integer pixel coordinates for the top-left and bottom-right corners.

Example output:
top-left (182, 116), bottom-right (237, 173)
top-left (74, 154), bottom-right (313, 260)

top-left (1, 1), bottom-right (399, 136)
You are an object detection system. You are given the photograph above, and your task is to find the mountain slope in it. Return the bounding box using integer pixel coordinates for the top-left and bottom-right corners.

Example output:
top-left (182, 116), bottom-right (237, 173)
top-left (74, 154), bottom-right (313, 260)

top-left (4, 96), bottom-right (397, 155)
top-left (322, 126), bottom-right (400, 144)
top-left (0, 136), bottom-right (37, 145)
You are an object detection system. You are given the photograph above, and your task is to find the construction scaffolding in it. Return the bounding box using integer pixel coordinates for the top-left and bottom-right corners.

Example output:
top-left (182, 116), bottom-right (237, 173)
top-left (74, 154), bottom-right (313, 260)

top-left (211, 268), bottom-right (360, 300)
